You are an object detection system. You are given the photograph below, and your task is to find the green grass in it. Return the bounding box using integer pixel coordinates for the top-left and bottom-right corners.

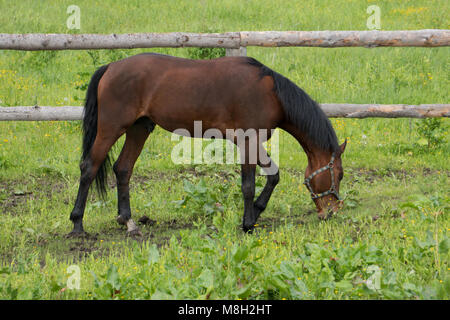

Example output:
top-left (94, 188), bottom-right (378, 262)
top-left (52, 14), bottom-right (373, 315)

top-left (0, 0), bottom-right (449, 300)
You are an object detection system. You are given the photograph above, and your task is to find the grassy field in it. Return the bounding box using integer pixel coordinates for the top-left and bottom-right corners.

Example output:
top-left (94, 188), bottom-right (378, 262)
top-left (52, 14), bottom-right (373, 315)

top-left (0, 0), bottom-right (449, 300)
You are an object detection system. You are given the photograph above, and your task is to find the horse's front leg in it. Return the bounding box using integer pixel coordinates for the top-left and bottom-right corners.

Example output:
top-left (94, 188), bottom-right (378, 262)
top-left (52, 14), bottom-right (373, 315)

top-left (254, 148), bottom-right (279, 220)
top-left (240, 163), bottom-right (257, 233)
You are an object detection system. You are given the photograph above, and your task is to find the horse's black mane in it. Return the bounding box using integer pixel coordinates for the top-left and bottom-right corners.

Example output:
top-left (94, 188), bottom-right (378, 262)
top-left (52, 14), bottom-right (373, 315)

top-left (246, 57), bottom-right (339, 153)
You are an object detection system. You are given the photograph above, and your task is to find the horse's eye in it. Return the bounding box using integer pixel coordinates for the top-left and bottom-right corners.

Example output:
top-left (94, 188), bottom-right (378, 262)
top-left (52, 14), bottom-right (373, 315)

top-left (338, 172), bottom-right (343, 181)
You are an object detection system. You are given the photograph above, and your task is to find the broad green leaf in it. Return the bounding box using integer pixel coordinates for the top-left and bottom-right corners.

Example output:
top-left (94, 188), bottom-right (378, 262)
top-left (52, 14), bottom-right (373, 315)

top-left (335, 280), bottom-right (353, 291)
top-left (106, 265), bottom-right (120, 290)
top-left (439, 238), bottom-right (449, 254)
top-left (197, 179), bottom-right (207, 193)
top-left (233, 246), bottom-right (249, 264)
top-left (148, 244), bottom-right (160, 265)
top-left (416, 138), bottom-right (428, 146)
top-left (234, 283), bottom-right (252, 299)
top-left (183, 179), bottom-right (195, 194)
top-left (267, 275), bottom-right (288, 291)
top-left (198, 268), bottom-right (214, 289)
top-left (280, 261), bottom-right (296, 280)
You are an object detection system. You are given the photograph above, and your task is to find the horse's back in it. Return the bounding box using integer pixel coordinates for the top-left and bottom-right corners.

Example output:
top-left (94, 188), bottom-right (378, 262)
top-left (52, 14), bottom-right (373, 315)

top-left (98, 53), bottom-right (283, 134)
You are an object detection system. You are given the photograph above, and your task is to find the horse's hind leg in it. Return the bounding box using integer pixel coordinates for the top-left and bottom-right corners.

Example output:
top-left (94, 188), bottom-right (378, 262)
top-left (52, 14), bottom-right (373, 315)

top-left (69, 134), bottom-right (120, 236)
top-left (113, 117), bottom-right (155, 236)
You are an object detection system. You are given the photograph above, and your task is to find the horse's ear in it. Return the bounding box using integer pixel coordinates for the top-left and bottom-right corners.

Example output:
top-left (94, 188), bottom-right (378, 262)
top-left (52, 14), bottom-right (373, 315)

top-left (340, 139), bottom-right (347, 153)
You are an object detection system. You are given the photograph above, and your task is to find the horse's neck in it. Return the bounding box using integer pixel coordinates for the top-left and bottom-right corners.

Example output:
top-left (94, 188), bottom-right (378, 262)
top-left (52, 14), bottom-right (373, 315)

top-left (280, 122), bottom-right (331, 168)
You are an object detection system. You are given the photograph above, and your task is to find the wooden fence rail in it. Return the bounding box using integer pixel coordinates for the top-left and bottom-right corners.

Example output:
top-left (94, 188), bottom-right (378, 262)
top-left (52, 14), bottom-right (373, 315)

top-left (1, 104), bottom-right (448, 121)
top-left (1, 30), bottom-right (448, 120)
top-left (0, 30), bottom-right (449, 50)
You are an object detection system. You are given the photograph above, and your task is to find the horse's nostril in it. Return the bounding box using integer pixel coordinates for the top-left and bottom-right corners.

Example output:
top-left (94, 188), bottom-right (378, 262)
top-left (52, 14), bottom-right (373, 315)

top-left (318, 210), bottom-right (327, 220)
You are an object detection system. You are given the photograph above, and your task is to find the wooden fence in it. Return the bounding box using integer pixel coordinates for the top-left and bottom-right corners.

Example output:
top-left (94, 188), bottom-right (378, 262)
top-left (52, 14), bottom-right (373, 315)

top-left (1, 104), bottom-right (449, 121)
top-left (0, 30), bottom-right (449, 120)
top-left (1, 30), bottom-right (449, 50)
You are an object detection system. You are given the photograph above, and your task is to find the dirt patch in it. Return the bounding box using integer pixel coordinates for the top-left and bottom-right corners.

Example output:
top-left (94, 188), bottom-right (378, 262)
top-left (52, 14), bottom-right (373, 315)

top-left (0, 176), bottom-right (68, 215)
top-left (29, 216), bottom-right (197, 264)
top-left (257, 207), bottom-right (316, 230)
top-left (284, 167), bottom-right (449, 184)
top-left (349, 167), bottom-right (449, 184)
top-left (130, 166), bottom-right (240, 187)
top-left (18, 209), bottom-right (315, 264)
top-left (0, 179), bottom-right (28, 214)
top-left (257, 215), bottom-right (307, 230)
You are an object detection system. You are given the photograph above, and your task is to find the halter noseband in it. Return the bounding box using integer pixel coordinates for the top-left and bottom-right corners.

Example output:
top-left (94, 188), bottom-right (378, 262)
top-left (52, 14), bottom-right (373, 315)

top-left (303, 152), bottom-right (340, 200)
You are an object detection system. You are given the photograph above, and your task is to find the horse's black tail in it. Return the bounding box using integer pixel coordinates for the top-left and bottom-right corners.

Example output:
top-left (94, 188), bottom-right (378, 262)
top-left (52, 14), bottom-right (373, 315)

top-left (81, 64), bottom-right (110, 198)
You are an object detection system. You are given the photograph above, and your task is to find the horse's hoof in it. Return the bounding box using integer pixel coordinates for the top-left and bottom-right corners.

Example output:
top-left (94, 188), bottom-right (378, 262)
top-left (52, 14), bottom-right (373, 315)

top-left (318, 210), bottom-right (334, 220)
top-left (125, 219), bottom-right (142, 238)
top-left (65, 230), bottom-right (88, 238)
top-left (242, 225), bottom-right (255, 234)
top-left (116, 215), bottom-right (127, 225)
top-left (127, 229), bottom-right (143, 238)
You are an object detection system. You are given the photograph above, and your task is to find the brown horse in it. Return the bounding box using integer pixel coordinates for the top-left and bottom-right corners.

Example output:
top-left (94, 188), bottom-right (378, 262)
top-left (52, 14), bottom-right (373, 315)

top-left (68, 53), bottom-right (346, 236)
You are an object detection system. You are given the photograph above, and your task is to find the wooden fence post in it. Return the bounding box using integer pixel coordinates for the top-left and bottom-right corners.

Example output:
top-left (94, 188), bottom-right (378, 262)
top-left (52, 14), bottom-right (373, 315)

top-left (226, 47), bottom-right (247, 56)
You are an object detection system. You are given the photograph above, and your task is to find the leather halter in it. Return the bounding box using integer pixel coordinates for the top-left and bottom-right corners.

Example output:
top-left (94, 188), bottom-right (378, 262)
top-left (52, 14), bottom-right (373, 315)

top-left (303, 152), bottom-right (340, 200)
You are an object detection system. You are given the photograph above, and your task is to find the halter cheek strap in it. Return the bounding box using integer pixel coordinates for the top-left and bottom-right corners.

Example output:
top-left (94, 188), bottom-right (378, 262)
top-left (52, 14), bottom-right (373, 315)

top-left (303, 152), bottom-right (340, 200)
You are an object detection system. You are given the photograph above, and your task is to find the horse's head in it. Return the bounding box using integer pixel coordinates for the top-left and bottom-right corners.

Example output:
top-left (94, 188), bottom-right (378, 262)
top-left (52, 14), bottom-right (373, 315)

top-left (304, 139), bottom-right (347, 219)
